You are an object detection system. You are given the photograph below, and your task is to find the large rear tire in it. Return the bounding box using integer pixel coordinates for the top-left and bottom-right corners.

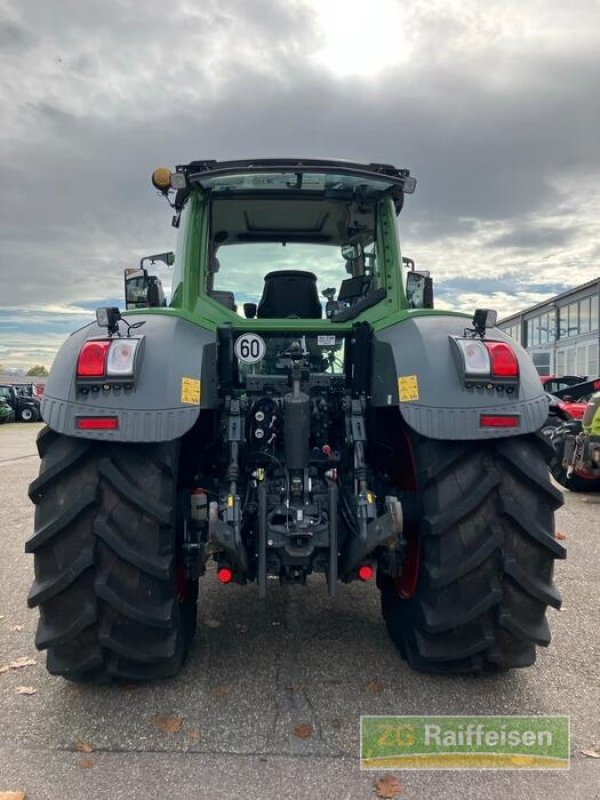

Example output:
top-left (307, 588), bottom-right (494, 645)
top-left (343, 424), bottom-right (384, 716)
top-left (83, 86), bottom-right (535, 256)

top-left (380, 433), bottom-right (565, 673)
top-left (26, 427), bottom-right (198, 683)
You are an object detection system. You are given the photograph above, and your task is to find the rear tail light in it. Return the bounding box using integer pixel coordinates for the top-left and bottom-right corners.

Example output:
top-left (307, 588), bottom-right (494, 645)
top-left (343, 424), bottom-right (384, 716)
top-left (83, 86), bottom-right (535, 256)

top-left (76, 337), bottom-right (142, 381)
top-left (106, 338), bottom-right (141, 376)
top-left (484, 342), bottom-right (519, 378)
top-left (217, 567), bottom-right (233, 584)
top-left (77, 341), bottom-right (111, 377)
top-left (456, 339), bottom-right (491, 377)
top-left (452, 337), bottom-right (519, 384)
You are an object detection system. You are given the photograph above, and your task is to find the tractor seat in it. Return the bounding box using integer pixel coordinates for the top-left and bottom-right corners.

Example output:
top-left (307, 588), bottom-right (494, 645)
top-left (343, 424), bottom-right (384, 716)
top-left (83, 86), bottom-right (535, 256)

top-left (257, 270), bottom-right (322, 319)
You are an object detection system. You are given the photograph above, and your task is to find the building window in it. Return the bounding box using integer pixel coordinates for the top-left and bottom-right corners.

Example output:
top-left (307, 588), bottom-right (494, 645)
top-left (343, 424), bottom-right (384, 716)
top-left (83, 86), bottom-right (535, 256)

top-left (566, 348), bottom-right (576, 374)
top-left (503, 323), bottom-right (522, 343)
top-left (579, 297), bottom-right (591, 334)
top-left (559, 306), bottom-right (567, 338)
top-left (502, 323), bottom-right (520, 342)
top-left (532, 351), bottom-right (552, 376)
top-left (568, 303), bottom-right (579, 337)
top-left (549, 310), bottom-right (557, 342)
top-left (557, 294), bottom-right (600, 339)
top-left (557, 350), bottom-right (565, 375)
top-left (589, 343), bottom-right (598, 377)
top-left (577, 347), bottom-right (586, 376)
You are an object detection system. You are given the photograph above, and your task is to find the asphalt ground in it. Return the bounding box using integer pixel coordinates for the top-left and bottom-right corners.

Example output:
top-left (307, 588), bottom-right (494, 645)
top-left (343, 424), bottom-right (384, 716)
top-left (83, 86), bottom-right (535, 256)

top-left (0, 422), bottom-right (598, 799)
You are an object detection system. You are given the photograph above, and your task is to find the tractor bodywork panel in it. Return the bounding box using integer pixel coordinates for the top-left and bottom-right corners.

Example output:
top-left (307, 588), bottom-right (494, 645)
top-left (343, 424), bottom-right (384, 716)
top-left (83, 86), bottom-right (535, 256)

top-left (373, 315), bottom-right (548, 438)
top-left (41, 313), bottom-right (216, 441)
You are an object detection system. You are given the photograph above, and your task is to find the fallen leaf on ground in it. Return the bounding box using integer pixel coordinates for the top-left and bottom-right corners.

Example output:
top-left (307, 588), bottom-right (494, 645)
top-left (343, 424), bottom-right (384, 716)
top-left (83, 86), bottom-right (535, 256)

top-left (204, 619), bottom-right (221, 629)
top-left (186, 728), bottom-right (201, 742)
top-left (235, 624), bottom-right (248, 633)
top-left (0, 615), bottom-right (5, 621)
top-left (0, 666), bottom-right (8, 675)
top-left (10, 625), bottom-right (24, 633)
top-left (152, 714), bottom-right (183, 734)
top-left (6, 658), bottom-right (36, 671)
top-left (212, 685), bottom-right (231, 698)
top-left (15, 686), bottom-right (37, 696)
top-left (0, 792), bottom-right (26, 800)
top-left (293, 722), bottom-right (313, 739)
top-left (374, 774), bottom-right (403, 798)
top-left (555, 531), bottom-right (568, 540)
top-left (580, 744), bottom-right (600, 758)
top-left (78, 757), bottom-right (96, 769)
top-left (367, 680), bottom-right (384, 694)
top-left (74, 740), bottom-right (94, 753)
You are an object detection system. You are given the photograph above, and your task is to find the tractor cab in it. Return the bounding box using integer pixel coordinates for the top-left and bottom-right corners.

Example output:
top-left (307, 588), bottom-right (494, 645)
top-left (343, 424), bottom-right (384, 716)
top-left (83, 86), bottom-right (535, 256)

top-left (149, 159), bottom-right (431, 320)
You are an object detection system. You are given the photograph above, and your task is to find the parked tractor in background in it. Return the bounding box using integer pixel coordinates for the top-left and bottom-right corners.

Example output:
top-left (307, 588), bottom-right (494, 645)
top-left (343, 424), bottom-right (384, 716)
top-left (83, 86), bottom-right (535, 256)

top-left (0, 396), bottom-right (15, 423)
top-left (27, 158), bottom-right (564, 683)
top-left (549, 377), bottom-right (600, 491)
top-left (0, 384), bottom-right (41, 422)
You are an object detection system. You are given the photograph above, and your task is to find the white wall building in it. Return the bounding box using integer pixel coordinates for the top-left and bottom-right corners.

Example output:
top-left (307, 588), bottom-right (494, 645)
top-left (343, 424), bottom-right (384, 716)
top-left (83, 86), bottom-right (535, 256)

top-left (498, 278), bottom-right (599, 377)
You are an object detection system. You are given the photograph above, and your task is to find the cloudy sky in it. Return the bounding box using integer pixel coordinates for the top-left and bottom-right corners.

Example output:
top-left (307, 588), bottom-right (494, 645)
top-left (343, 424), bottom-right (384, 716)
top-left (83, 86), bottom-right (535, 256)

top-left (1, 0), bottom-right (599, 369)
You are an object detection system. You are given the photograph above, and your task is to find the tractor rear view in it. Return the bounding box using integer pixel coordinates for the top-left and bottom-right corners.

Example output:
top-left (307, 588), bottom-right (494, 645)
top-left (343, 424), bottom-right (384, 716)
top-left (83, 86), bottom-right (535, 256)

top-left (27, 159), bottom-right (565, 682)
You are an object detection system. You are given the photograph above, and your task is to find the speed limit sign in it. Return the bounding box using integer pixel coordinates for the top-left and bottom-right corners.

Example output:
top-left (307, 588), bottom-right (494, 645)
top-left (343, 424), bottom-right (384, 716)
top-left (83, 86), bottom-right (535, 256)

top-left (234, 333), bottom-right (266, 364)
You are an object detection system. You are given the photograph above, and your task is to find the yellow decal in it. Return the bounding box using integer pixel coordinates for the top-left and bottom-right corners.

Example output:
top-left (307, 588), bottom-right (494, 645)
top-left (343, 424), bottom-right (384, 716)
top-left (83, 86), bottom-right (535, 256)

top-left (181, 377), bottom-right (201, 405)
top-left (398, 375), bottom-right (419, 402)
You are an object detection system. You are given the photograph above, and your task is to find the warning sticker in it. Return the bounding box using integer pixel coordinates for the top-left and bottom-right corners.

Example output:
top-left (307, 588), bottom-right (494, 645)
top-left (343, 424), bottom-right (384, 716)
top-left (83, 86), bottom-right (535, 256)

top-left (181, 377), bottom-right (201, 405)
top-left (398, 375), bottom-right (419, 402)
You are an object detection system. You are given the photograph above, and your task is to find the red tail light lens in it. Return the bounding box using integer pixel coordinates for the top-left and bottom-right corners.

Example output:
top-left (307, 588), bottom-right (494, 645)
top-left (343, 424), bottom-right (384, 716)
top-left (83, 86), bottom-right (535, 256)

top-left (484, 342), bottom-right (519, 378)
top-left (217, 567), bottom-right (233, 584)
top-left (77, 341), bottom-right (110, 377)
top-left (480, 414), bottom-right (520, 428)
top-left (358, 565), bottom-right (374, 581)
top-left (76, 416), bottom-right (119, 430)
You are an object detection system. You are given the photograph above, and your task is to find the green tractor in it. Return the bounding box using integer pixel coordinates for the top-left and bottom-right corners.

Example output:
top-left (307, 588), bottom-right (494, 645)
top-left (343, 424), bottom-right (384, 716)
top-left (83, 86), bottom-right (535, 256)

top-left (27, 158), bottom-right (565, 682)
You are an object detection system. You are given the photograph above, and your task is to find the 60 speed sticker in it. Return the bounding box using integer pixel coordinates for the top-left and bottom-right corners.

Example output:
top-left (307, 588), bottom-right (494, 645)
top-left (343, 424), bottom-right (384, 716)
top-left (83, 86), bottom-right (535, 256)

top-left (234, 333), bottom-right (266, 364)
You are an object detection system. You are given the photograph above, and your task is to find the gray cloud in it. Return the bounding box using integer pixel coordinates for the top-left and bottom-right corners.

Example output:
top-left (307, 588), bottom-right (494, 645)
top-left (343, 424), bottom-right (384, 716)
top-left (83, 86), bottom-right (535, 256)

top-left (1, 0), bottom-right (600, 367)
top-left (488, 225), bottom-right (574, 250)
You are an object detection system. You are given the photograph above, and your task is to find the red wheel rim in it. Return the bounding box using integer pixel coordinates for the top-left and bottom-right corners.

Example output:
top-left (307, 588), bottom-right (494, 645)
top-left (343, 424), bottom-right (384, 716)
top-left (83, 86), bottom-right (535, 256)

top-left (393, 426), bottom-right (420, 599)
top-left (394, 532), bottom-right (420, 598)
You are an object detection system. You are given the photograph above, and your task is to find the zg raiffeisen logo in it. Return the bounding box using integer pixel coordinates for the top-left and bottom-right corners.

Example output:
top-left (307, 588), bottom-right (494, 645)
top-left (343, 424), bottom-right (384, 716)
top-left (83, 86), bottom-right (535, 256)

top-left (360, 715), bottom-right (569, 769)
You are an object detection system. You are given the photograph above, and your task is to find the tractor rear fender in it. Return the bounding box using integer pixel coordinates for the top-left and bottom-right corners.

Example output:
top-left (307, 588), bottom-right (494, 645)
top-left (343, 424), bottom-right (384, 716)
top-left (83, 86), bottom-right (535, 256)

top-left (41, 313), bottom-right (217, 442)
top-left (372, 315), bottom-right (548, 439)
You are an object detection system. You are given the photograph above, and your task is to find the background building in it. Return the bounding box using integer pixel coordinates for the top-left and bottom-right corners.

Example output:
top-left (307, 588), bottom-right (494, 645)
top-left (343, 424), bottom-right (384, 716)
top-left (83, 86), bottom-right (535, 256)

top-left (498, 278), bottom-right (599, 377)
